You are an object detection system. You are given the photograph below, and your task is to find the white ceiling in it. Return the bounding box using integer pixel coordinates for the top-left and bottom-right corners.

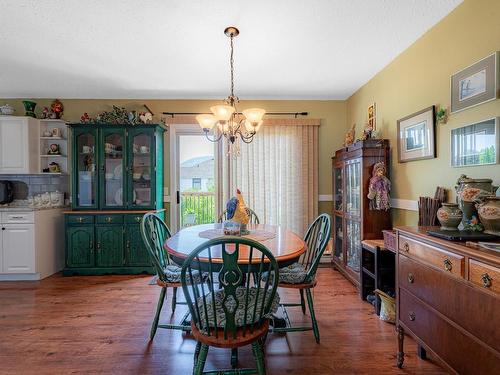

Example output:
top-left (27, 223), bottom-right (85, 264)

top-left (0, 0), bottom-right (462, 100)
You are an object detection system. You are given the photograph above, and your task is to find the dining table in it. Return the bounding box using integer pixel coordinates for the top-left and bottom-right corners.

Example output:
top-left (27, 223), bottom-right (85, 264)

top-left (164, 222), bottom-right (307, 366)
top-left (164, 222), bottom-right (307, 271)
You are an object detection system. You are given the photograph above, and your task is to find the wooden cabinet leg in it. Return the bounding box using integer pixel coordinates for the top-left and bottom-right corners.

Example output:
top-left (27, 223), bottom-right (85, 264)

top-left (397, 325), bottom-right (405, 368)
top-left (417, 344), bottom-right (427, 360)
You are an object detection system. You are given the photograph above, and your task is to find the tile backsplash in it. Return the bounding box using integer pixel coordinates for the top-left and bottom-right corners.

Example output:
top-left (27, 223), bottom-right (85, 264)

top-left (1, 174), bottom-right (69, 199)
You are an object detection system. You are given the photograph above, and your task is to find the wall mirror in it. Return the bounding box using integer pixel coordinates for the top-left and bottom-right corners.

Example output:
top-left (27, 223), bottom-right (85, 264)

top-left (451, 117), bottom-right (499, 167)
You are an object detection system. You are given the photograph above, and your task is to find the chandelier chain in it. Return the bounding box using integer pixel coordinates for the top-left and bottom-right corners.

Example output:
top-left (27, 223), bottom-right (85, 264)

top-left (230, 35), bottom-right (235, 99)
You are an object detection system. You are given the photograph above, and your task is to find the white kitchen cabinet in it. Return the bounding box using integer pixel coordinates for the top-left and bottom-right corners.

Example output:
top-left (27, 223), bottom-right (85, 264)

top-left (0, 208), bottom-right (64, 280)
top-left (0, 116), bottom-right (39, 174)
top-left (1, 224), bottom-right (35, 273)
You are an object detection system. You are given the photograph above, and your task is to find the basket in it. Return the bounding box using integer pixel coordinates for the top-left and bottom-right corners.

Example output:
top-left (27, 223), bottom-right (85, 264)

top-left (374, 289), bottom-right (395, 324)
top-left (382, 229), bottom-right (396, 252)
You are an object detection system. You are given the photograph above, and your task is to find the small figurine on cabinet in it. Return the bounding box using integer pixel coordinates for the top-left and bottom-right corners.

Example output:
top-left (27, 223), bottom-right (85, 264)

top-left (344, 124), bottom-right (356, 146)
top-left (47, 143), bottom-right (61, 155)
top-left (80, 112), bottom-right (91, 123)
top-left (48, 162), bottom-right (61, 173)
top-left (41, 107), bottom-right (49, 119)
top-left (367, 161), bottom-right (391, 211)
top-left (50, 99), bottom-right (64, 119)
top-left (139, 111), bottom-right (153, 124)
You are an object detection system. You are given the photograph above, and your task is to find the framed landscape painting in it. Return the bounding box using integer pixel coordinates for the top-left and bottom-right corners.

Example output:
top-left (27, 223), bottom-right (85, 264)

top-left (451, 52), bottom-right (499, 113)
top-left (397, 106), bottom-right (436, 163)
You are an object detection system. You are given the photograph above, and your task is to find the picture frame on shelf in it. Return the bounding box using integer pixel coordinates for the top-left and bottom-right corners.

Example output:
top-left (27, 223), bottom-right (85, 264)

top-left (451, 52), bottom-right (499, 113)
top-left (450, 117), bottom-right (499, 167)
top-left (397, 105), bottom-right (436, 163)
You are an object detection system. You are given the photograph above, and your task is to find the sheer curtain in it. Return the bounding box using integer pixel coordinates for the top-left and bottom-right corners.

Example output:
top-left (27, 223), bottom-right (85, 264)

top-left (221, 119), bottom-right (320, 234)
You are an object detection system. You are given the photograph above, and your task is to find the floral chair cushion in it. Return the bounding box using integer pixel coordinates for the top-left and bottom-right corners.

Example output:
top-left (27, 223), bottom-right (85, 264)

top-left (162, 264), bottom-right (205, 284)
top-left (263, 262), bottom-right (308, 284)
top-left (196, 286), bottom-right (280, 329)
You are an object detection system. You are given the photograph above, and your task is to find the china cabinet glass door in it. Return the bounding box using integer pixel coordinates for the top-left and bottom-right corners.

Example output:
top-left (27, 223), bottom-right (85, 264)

top-left (128, 129), bottom-right (155, 208)
top-left (345, 219), bottom-right (361, 272)
top-left (74, 129), bottom-right (97, 208)
top-left (345, 159), bottom-right (361, 217)
top-left (334, 214), bottom-right (343, 261)
top-left (100, 129), bottom-right (126, 209)
top-left (334, 166), bottom-right (343, 212)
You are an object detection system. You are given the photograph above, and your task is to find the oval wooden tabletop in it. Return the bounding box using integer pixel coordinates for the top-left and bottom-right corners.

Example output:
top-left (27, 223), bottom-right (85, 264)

top-left (165, 223), bottom-right (306, 264)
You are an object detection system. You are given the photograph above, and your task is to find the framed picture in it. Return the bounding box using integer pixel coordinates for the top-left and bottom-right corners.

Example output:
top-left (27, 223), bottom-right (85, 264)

top-left (451, 52), bottom-right (499, 113)
top-left (397, 106), bottom-right (436, 163)
top-left (367, 103), bottom-right (376, 130)
top-left (451, 117), bottom-right (499, 167)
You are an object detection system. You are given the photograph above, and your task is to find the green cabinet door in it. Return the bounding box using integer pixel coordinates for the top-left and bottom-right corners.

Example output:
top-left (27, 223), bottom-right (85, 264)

top-left (72, 128), bottom-right (99, 209)
top-left (96, 226), bottom-right (124, 267)
top-left (67, 226), bottom-right (95, 267)
top-left (125, 224), bottom-right (150, 266)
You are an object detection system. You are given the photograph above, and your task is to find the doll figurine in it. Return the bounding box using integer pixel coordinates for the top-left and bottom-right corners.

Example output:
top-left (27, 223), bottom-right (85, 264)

top-left (367, 161), bottom-right (391, 211)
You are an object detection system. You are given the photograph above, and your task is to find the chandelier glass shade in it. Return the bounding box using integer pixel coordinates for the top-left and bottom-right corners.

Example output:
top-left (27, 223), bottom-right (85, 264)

top-left (196, 27), bottom-right (265, 153)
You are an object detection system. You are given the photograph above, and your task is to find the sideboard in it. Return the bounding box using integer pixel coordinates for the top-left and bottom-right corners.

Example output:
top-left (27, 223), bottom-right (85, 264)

top-left (395, 226), bottom-right (500, 373)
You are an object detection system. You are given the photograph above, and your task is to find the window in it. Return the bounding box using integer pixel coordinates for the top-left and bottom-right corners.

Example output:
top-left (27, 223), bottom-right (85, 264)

top-left (192, 178), bottom-right (201, 190)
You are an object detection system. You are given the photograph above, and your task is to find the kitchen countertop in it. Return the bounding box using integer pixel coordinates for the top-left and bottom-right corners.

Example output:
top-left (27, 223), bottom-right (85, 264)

top-left (0, 205), bottom-right (68, 212)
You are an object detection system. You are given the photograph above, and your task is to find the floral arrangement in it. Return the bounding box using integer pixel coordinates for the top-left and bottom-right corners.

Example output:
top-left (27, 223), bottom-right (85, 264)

top-left (80, 105), bottom-right (153, 125)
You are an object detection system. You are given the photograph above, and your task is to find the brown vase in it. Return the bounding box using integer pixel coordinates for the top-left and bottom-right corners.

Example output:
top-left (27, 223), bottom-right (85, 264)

top-left (437, 203), bottom-right (463, 231)
top-left (476, 196), bottom-right (500, 236)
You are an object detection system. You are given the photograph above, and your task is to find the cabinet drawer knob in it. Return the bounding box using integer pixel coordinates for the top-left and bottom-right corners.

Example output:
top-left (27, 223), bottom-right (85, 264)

top-left (403, 242), bottom-right (410, 252)
top-left (407, 273), bottom-right (415, 284)
top-left (105, 216), bottom-right (113, 223)
top-left (443, 258), bottom-right (452, 272)
top-left (135, 216), bottom-right (141, 222)
top-left (77, 217), bottom-right (84, 223)
top-left (408, 312), bottom-right (416, 321)
top-left (481, 273), bottom-right (492, 288)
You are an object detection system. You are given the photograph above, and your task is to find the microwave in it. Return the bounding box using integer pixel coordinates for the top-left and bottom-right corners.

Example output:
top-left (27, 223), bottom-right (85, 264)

top-left (0, 181), bottom-right (14, 204)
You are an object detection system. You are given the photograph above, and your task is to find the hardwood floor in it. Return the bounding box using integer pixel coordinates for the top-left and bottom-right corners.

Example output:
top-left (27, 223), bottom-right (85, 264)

top-left (0, 268), bottom-right (446, 374)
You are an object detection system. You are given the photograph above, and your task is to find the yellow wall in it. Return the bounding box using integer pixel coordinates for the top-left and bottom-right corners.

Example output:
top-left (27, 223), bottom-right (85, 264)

top-left (346, 0), bottom-right (500, 225)
top-left (1, 99), bottom-right (345, 210)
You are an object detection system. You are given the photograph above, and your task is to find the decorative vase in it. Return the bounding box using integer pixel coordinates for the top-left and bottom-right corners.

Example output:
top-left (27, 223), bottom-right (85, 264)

top-left (455, 175), bottom-right (498, 225)
top-left (437, 203), bottom-right (463, 231)
top-left (476, 196), bottom-right (500, 236)
top-left (22, 100), bottom-right (37, 118)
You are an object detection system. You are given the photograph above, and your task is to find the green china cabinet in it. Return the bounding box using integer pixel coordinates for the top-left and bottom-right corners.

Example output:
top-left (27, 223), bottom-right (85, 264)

top-left (64, 123), bottom-right (165, 276)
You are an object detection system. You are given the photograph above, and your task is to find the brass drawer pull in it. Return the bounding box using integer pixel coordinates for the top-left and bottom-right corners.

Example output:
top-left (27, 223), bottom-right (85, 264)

top-left (77, 217), bottom-right (84, 223)
top-left (407, 273), bottom-right (415, 284)
top-left (481, 273), bottom-right (492, 288)
top-left (134, 216), bottom-right (141, 222)
top-left (105, 216), bottom-right (113, 223)
top-left (403, 242), bottom-right (410, 252)
top-left (443, 258), bottom-right (452, 272)
top-left (408, 312), bottom-right (416, 321)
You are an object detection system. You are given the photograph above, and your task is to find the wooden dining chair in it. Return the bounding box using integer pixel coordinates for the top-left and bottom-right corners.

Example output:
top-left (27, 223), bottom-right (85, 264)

top-left (217, 208), bottom-right (260, 224)
top-left (271, 213), bottom-right (331, 343)
top-left (181, 237), bottom-right (280, 375)
top-left (140, 212), bottom-right (202, 339)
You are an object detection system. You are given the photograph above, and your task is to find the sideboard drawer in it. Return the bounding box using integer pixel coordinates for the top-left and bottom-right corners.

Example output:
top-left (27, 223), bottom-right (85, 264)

top-left (399, 235), bottom-right (464, 277)
top-left (399, 254), bottom-right (500, 352)
top-left (96, 215), bottom-right (124, 225)
top-left (125, 214), bottom-right (143, 224)
top-left (469, 259), bottom-right (500, 295)
top-left (67, 215), bottom-right (94, 225)
top-left (399, 288), bottom-right (500, 374)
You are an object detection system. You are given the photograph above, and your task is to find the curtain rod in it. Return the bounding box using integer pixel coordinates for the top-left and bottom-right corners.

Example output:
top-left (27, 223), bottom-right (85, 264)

top-left (162, 111), bottom-right (308, 118)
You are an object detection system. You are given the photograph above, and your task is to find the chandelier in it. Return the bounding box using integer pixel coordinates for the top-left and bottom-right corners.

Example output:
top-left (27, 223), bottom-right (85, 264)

top-left (196, 27), bottom-right (265, 154)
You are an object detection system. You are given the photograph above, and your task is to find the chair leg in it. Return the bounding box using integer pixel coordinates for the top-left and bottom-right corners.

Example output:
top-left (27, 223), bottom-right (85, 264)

top-left (172, 287), bottom-right (177, 313)
top-left (299, 289), bottom-right (306, 314)
top-left (231, 348), bottom-right (238, 368)
top-left (150, 287), bottom-right (167, 340)
top-left (252, 340), bottom-right (266, 375)
top-left (193, 341), bottom-right (202, 368)
top-left (193, 344), bottom-right (209, 375)
top-left (305, 288), bottom-right (320, 343)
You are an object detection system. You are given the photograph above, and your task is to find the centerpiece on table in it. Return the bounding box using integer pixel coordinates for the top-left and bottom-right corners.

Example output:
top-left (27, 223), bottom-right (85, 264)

top-left (224, 189), bottom-right (250, 235)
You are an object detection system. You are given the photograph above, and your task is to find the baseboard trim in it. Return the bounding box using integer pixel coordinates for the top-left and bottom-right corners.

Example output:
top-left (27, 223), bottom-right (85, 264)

top-left (0, 273), bottom-right (41, 281)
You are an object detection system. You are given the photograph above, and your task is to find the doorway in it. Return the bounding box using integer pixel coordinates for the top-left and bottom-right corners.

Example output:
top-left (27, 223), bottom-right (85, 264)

top-left (170, 125), bottom-right (220, 231)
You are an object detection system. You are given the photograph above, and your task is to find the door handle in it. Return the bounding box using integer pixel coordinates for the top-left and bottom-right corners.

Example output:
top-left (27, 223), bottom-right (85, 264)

top-left (176, 190), bottom-right (180, 204)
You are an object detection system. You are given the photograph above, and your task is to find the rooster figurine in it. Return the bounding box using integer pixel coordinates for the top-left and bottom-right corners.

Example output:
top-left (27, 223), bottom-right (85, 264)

top-left (226, 189), bottom-right (250, 232)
